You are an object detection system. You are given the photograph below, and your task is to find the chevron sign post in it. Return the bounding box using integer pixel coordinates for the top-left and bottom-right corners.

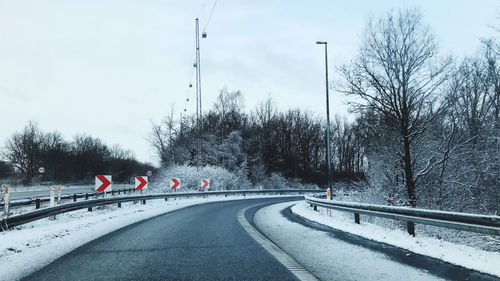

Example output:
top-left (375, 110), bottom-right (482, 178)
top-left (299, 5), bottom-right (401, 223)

top-left (201, 179), bottom-right (210, 189)
top-left (170, 178), bottom-right (180, 190)
top-left (135, 176), bottom-right (148, 190)
top-left (95, 175), bottom-right (112, 192)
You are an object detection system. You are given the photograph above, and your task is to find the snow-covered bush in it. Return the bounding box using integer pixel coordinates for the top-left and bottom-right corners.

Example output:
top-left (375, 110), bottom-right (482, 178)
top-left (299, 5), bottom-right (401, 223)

top-left (150, 164), bottom-right (319, 192)
top-left (262, 172), bottom-right (288, 189)
top-left (151, 164), bottom-right (251, 192)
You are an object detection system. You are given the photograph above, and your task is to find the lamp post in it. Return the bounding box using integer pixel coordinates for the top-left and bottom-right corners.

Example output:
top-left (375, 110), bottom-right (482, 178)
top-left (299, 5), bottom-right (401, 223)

top-left (316, 41), bottom-right (333, 200)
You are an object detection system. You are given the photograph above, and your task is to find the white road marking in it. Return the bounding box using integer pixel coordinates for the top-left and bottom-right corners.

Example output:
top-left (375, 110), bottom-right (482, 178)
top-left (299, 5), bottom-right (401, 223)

top-left (237, 205), bottom-right (319, 281)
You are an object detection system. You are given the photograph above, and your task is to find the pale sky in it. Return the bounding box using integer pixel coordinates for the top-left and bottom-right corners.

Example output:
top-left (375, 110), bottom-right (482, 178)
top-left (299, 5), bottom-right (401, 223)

top-left (0, 0), bottom-right (498, 164)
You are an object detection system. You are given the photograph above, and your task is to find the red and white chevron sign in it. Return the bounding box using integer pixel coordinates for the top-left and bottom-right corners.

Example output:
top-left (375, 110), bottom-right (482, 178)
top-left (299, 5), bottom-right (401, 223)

top-left (135, 176), bottom-right (148, 190)
top-left (95, 175), bottom-right (112, 192)
top-left (170, 178), bottom-right (180, 189)
top-left (201, 179), bottom-right (210, 189)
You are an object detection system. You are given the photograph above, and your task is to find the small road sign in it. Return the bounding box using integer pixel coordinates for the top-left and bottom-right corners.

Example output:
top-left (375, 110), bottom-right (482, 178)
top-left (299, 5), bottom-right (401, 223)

top-left (135, 176), bottom-right (148, 190)
top-left (146, 170), bottom-right (153, 177)
top-left (170, 178), bottom-right (180, 189)
top-left (201, 179), bottom-right (210, 189)
top-left (95, 175), bottom-right (112, 192)
top-left (38, 167), bottom-right (46, 174)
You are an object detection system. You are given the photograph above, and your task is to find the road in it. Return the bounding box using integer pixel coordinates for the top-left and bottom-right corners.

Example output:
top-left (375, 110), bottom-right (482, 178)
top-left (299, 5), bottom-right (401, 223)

top-left (21, 197), bottom-right (497, 281)
top-left (22, 197), bottom-right (302, 281)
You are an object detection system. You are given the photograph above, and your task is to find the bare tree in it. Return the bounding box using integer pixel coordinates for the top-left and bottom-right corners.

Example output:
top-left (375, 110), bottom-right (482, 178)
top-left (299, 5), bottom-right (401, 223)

top-left (41, 131), bottom-right (69, 181)
top-left (339, 9), bottom-right (451, 206)
top-left (148, 105), bottom-right (178, 167)
top-left (4, 121), bottom-right (44, 185)
top-left (448, 56), bottom-right (492, 146)
top-left (213, 88), bottom-right (245, 142)
top-left (71, 134), bottom-right (110, 180)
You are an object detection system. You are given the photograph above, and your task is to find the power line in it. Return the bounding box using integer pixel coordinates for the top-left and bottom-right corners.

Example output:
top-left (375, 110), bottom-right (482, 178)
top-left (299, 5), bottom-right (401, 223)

top-left (203, 0), bottom-right (218, 33)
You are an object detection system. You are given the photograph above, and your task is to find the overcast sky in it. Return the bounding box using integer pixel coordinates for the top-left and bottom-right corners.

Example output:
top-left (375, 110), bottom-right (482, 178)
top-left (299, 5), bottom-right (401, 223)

top-left (0, 0), bottom-right (498, 164)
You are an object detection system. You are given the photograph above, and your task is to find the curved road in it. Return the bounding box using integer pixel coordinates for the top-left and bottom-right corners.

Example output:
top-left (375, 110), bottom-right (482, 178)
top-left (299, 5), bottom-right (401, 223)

top-left (23, 197), bottom-right (301, 281)
top-left (22, 197), bottom-right (497, 281)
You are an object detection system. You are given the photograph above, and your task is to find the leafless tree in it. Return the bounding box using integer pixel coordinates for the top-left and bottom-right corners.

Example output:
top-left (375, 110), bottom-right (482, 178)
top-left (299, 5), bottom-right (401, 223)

top-left (448, 57), bottom-right (492, 146)
top-left (339, 9), bottom-right (451, 206)
top-left (4, 121), bottom-right (44, 185)
top-left (148, 105), bottom-right (178, 167)
top-left (213, 88), bottom-right (245, 142)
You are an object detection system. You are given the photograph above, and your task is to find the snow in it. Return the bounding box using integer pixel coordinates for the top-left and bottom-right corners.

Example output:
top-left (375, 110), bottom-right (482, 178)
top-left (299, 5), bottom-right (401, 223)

top-left (254, 201), bottom-right (444, 281)
top-left (0, 194), bottom-right (288, 281)
top-left (291, 201), bottom-right (500, 277)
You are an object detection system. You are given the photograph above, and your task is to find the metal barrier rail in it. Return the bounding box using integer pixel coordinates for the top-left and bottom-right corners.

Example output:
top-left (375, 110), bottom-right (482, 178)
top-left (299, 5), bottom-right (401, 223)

top-left (2, 188), bottom-right (141, 209)
top-left (305, 196), bottom-right (500, 236)
top-left (0, 189), bottom-right (319, 231)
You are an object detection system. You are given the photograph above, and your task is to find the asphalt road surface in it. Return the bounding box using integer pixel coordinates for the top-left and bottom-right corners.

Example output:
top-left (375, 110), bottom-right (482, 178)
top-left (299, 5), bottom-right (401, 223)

top-left (23, 197), bottom-right (302, 281)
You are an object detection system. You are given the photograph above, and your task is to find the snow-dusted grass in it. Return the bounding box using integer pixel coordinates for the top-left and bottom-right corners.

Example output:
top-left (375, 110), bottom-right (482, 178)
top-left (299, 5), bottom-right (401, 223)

top-left (292, 201), bottom-right (500, 277)
top-left (0, 194), bottom-right (288, 281)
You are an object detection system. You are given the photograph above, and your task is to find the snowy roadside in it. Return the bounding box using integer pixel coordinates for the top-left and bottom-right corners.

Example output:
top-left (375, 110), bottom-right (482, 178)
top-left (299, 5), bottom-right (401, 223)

top-left (0, 195), bottom-right (289, 281)
top-left (291, 201), bottom-right (500, 277)
top-left (255, 201), bottom-right (443, 281)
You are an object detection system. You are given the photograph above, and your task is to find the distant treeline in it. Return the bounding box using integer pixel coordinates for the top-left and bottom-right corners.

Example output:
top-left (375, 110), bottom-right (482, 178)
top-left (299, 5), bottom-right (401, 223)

top-left (1, 122), bottom-right (154, 185)
top-left (149, 91), bottom-right (365, 188)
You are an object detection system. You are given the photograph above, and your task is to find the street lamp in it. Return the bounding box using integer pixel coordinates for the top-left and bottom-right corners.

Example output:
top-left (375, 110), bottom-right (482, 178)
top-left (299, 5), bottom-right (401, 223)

top-left (316, 41), bottom-right (333, 200)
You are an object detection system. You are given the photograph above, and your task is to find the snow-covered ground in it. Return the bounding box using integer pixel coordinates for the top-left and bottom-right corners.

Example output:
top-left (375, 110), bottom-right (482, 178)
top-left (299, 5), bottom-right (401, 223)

top-left (0, 195), bottom-right (289, 281)
top-left (255, 201), bottom-right (444, 281)
top-left (291, 201), bottom-right (500, 277)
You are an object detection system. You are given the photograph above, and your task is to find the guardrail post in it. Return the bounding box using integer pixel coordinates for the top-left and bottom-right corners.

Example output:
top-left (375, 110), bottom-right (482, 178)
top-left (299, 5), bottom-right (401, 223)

top-left (118, 190), bottom-right (121, 195)
top-left (35, 198), bottom-right (41, 209)
top-left (313, 205), bottom-right (317, 211)
top-left (142, 199), bottom-right (146, 205)
top-left (354, 213), bottom-right (360, 224)
top-left (88, 206), bottom-right (92, 212)
top-left (111, 190), bottom-right (115, 196)
top-left (85, 193), bottom-right (89, 200)
top-left (407, 221), bottom-right (415, 236)
top-left (3, 185), bottom-right (9, 217)
top-left (117, 202), bottom-right (121, 208)
top-left (49, 188), bottom-right (56, 220)
top-left (73, 194), bottom-right (77, 202)
top-left (57, 185), bottom-right (62, 204)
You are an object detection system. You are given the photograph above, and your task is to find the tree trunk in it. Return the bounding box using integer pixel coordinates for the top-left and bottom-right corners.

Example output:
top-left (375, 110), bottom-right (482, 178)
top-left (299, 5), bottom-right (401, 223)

top-left (402, 133), bottom-right (416, 207)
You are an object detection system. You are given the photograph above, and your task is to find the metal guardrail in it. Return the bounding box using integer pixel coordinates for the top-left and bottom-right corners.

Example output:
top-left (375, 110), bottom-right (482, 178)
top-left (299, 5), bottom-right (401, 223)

top-left (2, 188), bottom-right (141, 209)
top-left (305, 196), bottom-right (500, 236)
top-left (0, 189), bottom-right (319, 231)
